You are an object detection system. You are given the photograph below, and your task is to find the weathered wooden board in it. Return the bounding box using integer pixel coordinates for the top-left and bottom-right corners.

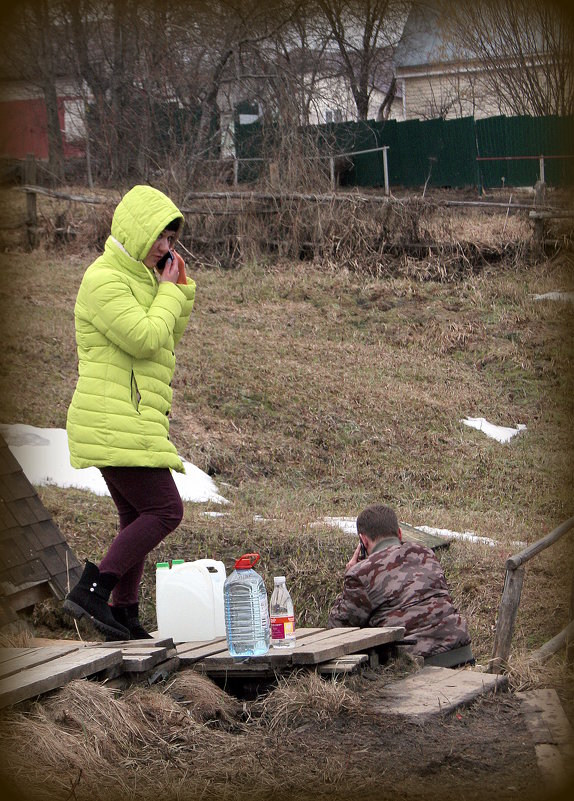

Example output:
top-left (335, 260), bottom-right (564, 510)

top-left (0, 628), bottom-right (406, 704)
top-left (195, 627), bottom-right (358, 667)
top-left (317, 654), bottom-right (369, 675)
top-left (120, 647), bottom-right (170, 672)
top-left (372, 666), bottom-right (508, 719)
top-left (191, 627), bottom-right (405, 676)
top-left (517, 689), bottom-right (574, 746)
top-left (400, 522), bottom-right (451, 550)
top-left (187, 628), bottom-right (353, 671)
top-left (517, 689), bottom-right (574, 787)
top-left (0, 647), bottom-right (123, 708)
top-left (291, 627), bottom-right (405, 665)
top-left (176, 638), bottom-right (230, 664)
top-left (30, 637), bottom-right (174, 649)
top-left (0, 645), bottom-right (83, 679)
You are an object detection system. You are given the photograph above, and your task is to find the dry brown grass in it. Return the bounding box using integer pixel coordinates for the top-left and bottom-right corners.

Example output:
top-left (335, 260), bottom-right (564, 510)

top-left (0, 184), bottom-right (573, 801)
top-left (255, 670), bottom-right (362, 731)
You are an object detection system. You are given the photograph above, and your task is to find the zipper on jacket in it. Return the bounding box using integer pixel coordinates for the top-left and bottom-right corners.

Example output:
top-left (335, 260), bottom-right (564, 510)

top-left (131, 370), bottom-right (141, 413)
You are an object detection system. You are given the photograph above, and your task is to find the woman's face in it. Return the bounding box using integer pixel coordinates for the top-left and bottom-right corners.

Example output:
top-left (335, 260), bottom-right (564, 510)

top-left (143, 229), bottom-right (177, 269)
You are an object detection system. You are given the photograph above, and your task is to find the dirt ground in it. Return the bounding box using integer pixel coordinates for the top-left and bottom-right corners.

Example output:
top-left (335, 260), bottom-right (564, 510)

top-left (1, 662), bottom-right (573, 801)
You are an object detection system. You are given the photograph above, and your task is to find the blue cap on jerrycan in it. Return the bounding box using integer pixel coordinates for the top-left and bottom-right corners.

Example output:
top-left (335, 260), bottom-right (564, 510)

top-left (224, 552), bottom-right (270, 657)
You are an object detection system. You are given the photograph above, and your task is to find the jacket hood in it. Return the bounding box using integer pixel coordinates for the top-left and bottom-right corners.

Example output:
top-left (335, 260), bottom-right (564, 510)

top-left (110, 185), bottom-right (184, 262)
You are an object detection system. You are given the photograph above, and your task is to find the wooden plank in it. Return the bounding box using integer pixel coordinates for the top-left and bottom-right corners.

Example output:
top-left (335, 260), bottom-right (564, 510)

top-left (285, 627), bottom-right (324, 640)
top-left (4, 582), bottom-right (52, 612)
top-left (106, 655), bottom-right (182, 687)
top-left (191, 629), bottom-right (361, 671)
top-left (176, 638), bottom-right (230, 664)
top-left (121, 647), bottom-right (169, 672)
top-left (291, 627), bottom-right (405, 665)
top-left (517, 690), bottom-right (574, 787)
top-left (165, 627), bottom-right (322, 656)
top-left (194, 627), bottom-right (404, 672)
top-left (0, 645), bottom-right (82, 679)
top-left (0, 647), bottom-right (41, 665)
top-left (31, 636), bottom-right (174, 649)
top-left (400, 522), bottom-right (451, 550)
top-left (317, 654), bottom-right (368, 675)
top-left (194, 660), bottom-right (277, 678)
top-left (371, 666), bottom-right (507, 719)
top-left (517, 690), bottom-right (574, 746)
top-left (0, 647), bottom-right (123, 708)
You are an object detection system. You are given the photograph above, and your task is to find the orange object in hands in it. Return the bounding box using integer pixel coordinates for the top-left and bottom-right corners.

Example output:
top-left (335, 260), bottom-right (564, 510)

top-left (174, 251), bottom-right (187, 284)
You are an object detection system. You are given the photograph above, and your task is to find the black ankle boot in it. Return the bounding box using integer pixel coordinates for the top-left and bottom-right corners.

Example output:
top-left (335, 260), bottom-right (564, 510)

top-left (63, 560), bottom-right (130, 640)
top-left (110, 603), bottom-right (153, 641)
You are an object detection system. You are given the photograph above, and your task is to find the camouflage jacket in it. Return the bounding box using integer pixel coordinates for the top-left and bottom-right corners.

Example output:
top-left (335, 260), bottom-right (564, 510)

top-left (327, 536), bottom-right (471, 658)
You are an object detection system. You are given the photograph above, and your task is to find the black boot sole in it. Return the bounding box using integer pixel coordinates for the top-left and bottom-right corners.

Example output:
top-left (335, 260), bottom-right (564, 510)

top-left (63, 599), bottom-right (130, 640)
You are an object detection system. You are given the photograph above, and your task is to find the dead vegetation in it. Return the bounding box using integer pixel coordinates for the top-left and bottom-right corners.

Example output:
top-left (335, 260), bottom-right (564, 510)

top-left (2, 654), bottom-right (568, 801)
top-left (3, 182), bottom-right (569, 278)
top-left (0, 182), bottom-right (573, 801)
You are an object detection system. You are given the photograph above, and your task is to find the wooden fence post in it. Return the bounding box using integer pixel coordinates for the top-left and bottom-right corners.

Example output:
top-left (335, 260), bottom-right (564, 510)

top-left (23, 154), bottom-right (37, 250)
top-left (382, 146), bottom-right (390, 196)
top-left (489, 566), bottom-right (525, 673)
top-left (532, 178), bottom-right (547, 247)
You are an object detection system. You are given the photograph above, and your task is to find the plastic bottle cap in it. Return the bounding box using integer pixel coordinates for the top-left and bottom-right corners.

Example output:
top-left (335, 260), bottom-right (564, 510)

top-left (172, 560), bottom-right (185, 565)
top-left (234, 553), bottom-right (261, 569)
top-left (156, 562), bottom-right (170, 568)
top-left (274, 576), bottom-right (286, 583)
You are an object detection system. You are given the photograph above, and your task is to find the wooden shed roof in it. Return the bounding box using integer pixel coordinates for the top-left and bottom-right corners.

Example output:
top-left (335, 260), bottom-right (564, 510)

top-left (0, 433), bottom-right (82, 634)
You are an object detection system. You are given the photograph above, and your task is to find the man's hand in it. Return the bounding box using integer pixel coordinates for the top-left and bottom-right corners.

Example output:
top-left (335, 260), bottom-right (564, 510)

top-left (345, 542), bottom-right (362, 573)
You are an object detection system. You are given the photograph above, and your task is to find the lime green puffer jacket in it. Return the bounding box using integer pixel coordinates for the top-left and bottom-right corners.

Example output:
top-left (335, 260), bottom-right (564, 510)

top-left (66, 185), bottom-right (196, 472)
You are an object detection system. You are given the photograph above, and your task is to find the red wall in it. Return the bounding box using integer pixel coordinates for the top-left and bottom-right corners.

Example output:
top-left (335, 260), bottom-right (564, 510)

top-left (0, 96), bottom-right (84, 160)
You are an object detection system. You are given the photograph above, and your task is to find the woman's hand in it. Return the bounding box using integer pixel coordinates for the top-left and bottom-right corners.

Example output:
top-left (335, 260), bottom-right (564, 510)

top-left (154, 255), bottom-right (179, 284)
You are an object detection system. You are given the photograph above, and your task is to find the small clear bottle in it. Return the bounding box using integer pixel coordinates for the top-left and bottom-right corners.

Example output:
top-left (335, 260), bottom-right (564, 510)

top-left (270, 576), bottom-right (296, 648)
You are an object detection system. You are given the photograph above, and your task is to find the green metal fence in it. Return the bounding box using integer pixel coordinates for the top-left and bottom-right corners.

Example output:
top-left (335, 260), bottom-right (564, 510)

top-left (234, 113), bottom-right (574, 190)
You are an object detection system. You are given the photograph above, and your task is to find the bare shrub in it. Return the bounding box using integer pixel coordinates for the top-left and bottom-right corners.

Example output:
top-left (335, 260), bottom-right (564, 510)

top-left (177, 188), bottom-right (533, 278)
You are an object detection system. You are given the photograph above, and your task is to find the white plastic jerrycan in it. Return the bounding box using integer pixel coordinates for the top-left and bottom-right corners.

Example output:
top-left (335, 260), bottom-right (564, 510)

top-left (156, 559), bottom-right (226, 642)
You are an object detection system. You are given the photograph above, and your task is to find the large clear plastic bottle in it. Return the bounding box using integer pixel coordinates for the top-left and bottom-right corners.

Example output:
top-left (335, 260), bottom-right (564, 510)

top-left (223, 553), bottom-right (270, 657)
top-left (270, 575), bottom-right (296, 648)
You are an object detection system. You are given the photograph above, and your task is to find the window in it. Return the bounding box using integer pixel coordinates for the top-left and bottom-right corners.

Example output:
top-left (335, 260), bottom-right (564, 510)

top-left (325, 108), bottom-right (343, 124)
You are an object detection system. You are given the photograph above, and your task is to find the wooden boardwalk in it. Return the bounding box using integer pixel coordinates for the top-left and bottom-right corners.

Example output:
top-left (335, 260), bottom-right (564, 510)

top-left (175, 625), bottom-right (405, 677)
top-left (0, 626), bottom-right (405, 708)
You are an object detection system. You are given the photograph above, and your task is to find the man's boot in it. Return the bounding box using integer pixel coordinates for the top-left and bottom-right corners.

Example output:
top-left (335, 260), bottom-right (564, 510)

top-left (63, 560), bottom-right (130, 640)
top-left (109, 603), bottom-right (153, 641)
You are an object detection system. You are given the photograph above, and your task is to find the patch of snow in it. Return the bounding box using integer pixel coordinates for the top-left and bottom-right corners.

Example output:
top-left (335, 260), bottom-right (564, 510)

top-left (416, 525), bottom-right (496, 546)
top-left (317, 517), bottom-right (525, 549)
top-left (532, 291), bottom-right (574, 303)
top-left (461, 417), bottom-right (526, 444)
top-left (0, 424), bottom-right (228, 504)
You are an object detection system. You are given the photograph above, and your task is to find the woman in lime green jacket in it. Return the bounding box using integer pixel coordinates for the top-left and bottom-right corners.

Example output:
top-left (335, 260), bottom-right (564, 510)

top-left (64, 185), bottom-right (196, 640)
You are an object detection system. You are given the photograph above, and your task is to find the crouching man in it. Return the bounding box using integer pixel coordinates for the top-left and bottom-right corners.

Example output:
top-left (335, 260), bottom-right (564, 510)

top-left (327, 504), bottom-right (473, 668)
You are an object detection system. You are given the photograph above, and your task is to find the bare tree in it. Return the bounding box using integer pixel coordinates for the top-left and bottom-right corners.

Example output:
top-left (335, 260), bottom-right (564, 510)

top-left (140, 0), bottom-right (302, 190)
top-left (439, 0), bottom-right (574, 117)
top-left (315, 0), bottom-right (409, 120)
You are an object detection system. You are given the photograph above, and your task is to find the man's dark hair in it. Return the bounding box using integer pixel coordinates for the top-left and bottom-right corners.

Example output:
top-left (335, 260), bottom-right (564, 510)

top-left (356, 504), bottom-right (399, 541)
